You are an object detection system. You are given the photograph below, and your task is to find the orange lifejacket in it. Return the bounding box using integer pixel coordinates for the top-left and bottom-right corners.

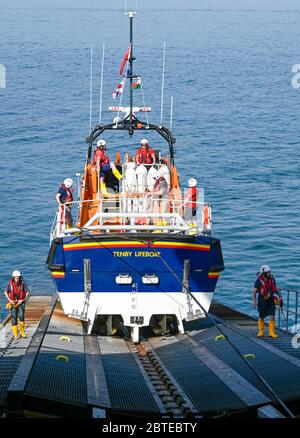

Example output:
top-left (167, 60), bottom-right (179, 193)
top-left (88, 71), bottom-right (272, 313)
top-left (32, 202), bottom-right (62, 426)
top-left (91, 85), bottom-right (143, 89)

top-left (258, 274), bottom-right (278, 300)
top-left (93, 149), bottom-right (110, 166)
top-left (136, 147), bottom-right (155, 165)
top-left (184, 187), bottom-right (197, 209)
top-left (203, 204), bottom-right (210, 227)
top-left (59, 184), bottom-right (73, 204)
top-left (6, 278), bottom-right (27, 301)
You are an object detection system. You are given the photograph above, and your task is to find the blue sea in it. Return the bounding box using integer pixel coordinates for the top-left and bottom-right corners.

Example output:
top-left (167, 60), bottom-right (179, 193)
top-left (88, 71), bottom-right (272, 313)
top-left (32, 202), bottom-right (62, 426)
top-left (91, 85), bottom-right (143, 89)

top-left (1, 0), bottom-right (300, 320)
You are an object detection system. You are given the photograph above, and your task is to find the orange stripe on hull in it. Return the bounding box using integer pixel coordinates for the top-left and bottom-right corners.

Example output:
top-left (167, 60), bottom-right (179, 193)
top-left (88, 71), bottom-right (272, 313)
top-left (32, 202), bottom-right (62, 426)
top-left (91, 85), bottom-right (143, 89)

top-left (52, 272), bottom-right (65, 278)
top-left (63, 242), bottom-right (210, 252)
top-left (208, 272), bottom-right (220, 278)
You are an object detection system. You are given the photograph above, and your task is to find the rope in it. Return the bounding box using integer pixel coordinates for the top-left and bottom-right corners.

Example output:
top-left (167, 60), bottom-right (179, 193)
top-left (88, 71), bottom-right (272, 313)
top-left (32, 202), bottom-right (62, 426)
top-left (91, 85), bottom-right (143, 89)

top-left (118, 234), bottom-right (295, 418)
top-left (140, 81), bottom-right (149, 127)
top-left (76, 228), bottom-right (187, 309)
top-left (56, 223), bottom-right (295, 416)
top-left (116, 74), bottom-right (128, 127)
top-left (187, 290), bottom-right (295, 418)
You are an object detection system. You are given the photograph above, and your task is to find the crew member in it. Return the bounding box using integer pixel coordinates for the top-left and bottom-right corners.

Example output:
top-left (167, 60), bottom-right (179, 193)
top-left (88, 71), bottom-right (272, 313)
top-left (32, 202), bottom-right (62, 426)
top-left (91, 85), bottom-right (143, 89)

top-left (183, 178), bottom-right (197, 226)
top-left (147, 172), bottom-right (169, 227)
top-left (93, 139), bottom-right (123, 196)
top-left (252, 265), bottom-right (282, 338)
top-left (4, 270), bottom-right (30, 339)
top-left (56, 178), bottom-right (74, 227)
top-left (135, 139), bottom-right (156, 165)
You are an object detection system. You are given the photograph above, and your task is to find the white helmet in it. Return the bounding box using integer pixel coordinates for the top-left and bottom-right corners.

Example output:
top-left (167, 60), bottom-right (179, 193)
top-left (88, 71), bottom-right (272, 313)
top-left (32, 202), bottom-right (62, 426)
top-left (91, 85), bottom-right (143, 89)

top-left (140, 138), bottom-right (148, 146)
top-left (188, 178), bottom-right (197, 187)
top-left (12, 270), bottom-right (21, 277)
top-left (97, 139), bottom-right (106, 147)
top-left (64, 178), bottom-right (73, 188)
top-left (260, 265), bottom-right (271, 274)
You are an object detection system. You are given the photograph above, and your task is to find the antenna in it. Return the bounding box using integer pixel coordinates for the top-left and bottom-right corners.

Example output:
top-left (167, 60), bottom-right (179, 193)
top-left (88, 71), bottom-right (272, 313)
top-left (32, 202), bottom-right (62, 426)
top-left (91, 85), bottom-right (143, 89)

top-left (89, 45), bottom-right (93, 133)
top-left (125, 12), bottom-right (137, 135)
top-left (160, 41), bottom-right (166, 127)
top-left (99, 42), bottom-right (105, 124)
top-left (125, 0), bottom-right (138, 15)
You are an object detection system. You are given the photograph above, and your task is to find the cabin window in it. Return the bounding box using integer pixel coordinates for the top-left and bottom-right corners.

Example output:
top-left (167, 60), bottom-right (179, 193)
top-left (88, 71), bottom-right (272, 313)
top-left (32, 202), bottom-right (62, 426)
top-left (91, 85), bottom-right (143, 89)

top-left (142, 274), bottom-right (159, 285)
top-left (116, 274), bottom-right (133, 285)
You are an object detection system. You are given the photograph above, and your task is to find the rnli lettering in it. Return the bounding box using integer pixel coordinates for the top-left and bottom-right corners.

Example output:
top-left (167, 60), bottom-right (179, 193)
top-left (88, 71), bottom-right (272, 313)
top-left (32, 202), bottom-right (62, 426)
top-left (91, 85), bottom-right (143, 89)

top-left (113, 251), bottom-right (161, 257)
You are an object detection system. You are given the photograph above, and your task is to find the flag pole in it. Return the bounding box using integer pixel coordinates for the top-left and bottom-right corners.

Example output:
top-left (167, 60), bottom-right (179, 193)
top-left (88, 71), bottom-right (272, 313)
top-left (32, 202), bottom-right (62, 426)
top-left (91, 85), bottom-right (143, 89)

top-left (129, 12), bottom-right (134, 136)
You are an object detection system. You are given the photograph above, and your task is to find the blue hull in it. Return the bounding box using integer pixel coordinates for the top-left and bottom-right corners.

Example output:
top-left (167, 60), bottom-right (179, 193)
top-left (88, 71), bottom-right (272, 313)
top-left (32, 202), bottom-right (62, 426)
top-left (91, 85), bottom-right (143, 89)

top-left (47, 233), bottom-right (224, 294)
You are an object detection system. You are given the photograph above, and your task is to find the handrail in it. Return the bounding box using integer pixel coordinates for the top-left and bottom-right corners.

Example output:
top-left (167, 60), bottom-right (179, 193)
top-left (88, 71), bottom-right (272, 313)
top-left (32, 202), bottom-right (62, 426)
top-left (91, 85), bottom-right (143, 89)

top-left (50, 194), bottom-right (212, 239)
top-left (276, 289), bottom-right (300, 334)
top-left (56, 197), bottom-right (206, 207)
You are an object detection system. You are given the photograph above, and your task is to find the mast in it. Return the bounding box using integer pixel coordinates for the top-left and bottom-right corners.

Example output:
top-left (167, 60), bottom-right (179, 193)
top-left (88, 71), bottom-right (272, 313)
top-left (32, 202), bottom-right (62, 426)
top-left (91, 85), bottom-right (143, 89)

top-left (87, 10), bottom-right (176, 163)
top-left (127, 11), bottom-right (136, 136)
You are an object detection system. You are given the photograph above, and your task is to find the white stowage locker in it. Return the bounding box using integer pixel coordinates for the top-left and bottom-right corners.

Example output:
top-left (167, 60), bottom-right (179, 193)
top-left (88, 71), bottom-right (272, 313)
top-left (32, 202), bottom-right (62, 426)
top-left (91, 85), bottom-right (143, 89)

top-left (147, 165), bottom-right (157, 191)
top-left (159, 163), bottom-right (170, 187)
top-left (122, 162), bottom-right (137, 215)
top-left (136, 164), bottom-right (147, 194)
top-left (124, 162), bottom-right (137, 193)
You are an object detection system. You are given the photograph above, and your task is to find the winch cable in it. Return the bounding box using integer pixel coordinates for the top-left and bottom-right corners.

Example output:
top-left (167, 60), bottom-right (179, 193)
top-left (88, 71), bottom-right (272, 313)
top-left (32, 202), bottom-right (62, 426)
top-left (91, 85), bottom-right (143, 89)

top-left (76, 227), bottom-right (187, 309)
top-left (74, 228), bottom-right (294, 417)
top-left (118, 233), bottom-right (295, 418)
top-left (147, 244), bottom-right (295, 418)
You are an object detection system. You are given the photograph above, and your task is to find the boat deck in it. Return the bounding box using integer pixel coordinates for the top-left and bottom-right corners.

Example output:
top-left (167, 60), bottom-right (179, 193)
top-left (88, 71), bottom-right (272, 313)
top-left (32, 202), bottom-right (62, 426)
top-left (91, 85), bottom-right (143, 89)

top-left (1, 296), bottom-right (299, 418)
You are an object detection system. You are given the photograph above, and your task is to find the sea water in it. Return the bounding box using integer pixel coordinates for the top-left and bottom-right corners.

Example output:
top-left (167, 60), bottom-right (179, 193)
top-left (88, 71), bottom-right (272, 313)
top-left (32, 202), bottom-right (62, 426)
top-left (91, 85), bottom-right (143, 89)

top-left (1, 0), bottom-right (300, 320)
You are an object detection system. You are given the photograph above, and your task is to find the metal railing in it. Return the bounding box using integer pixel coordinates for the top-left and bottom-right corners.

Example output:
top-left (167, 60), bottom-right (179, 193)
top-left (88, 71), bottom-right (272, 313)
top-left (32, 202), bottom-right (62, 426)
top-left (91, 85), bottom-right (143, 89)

top-left (50, 194), bottom-right (212, 239)
top-left (277, 289), bottom-right (300, 334)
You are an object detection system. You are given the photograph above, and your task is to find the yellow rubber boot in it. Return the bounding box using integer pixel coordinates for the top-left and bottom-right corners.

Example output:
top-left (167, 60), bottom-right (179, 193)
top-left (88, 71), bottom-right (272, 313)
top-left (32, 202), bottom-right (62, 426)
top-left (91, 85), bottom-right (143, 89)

top-left (100, 182), bottom-right (108, 197)
top-left (19, 321), bottom-right (27, 338)
top-left (12, 325), bottom-right (20, 339)
top-left (257, 319), bottom-right (264, 337)
top-left (112, 169), bottom-right (123, 180)
top-left (268, 320), bottom-right (279, 338)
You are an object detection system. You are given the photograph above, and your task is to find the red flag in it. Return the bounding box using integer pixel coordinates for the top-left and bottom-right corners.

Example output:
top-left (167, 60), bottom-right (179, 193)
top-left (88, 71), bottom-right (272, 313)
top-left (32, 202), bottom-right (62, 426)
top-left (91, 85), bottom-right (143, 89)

top-left (112, 79), bottom-right (125, 99)
top-left (119, 46), bottom-right (131, 76)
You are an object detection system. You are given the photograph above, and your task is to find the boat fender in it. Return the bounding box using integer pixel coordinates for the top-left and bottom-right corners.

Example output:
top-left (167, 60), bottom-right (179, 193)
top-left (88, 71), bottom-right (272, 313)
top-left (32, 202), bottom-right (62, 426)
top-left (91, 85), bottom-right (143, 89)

top-left (59, 336), bottom-right (71, 342)
top-left (56, 355), bottom-right (69, 363)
